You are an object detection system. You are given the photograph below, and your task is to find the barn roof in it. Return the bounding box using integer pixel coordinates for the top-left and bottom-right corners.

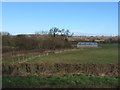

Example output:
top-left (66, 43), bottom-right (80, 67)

top-left (77, 42), bottom-right (97, 45)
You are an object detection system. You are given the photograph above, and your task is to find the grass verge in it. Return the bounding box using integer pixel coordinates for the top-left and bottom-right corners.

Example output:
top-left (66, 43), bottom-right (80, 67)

top-left (2, 74), bottom-right (119, 88)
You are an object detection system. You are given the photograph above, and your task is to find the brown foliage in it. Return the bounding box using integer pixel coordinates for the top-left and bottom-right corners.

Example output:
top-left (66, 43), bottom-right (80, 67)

top-left (2, 35), bottom-right (72, 53)
top-left (2, 63), bottom-right (118, 76)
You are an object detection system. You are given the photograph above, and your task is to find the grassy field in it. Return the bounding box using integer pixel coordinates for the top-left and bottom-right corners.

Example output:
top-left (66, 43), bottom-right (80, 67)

top-left (30, 44), bottom-right (118, 64)
top-left (2, 44), bottom-right (119, 88)
top-left (3, 44), bottom-right (118, 64)
top-left (3, 74), bottom-right (119, 88)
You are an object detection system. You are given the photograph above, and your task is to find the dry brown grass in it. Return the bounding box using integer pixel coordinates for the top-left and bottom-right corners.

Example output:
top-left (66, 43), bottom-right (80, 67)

top-left (2, 62), bottom-right (118, 76)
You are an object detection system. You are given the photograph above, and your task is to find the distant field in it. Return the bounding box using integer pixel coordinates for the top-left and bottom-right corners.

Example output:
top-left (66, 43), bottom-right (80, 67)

top-left (3, 44), bottom-right (118, 64)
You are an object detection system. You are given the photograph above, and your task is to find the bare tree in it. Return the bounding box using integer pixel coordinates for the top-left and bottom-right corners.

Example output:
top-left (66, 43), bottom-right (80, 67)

top-left (49, 27), bottom-right (59, 37)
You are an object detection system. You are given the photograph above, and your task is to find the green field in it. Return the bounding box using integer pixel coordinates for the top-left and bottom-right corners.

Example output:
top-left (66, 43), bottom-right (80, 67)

top-left (3, 74), bottom-right (119, 88)
top-left (3, 44), bottom-right (118, 64)
top-left (2, 44), bottom-right (119, 88)
top-left (29, 44), bottom-right (118, 64)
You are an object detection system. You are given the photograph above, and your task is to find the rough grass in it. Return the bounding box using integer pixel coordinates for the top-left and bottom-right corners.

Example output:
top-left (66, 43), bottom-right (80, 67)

top-left (2, 63), bottom-right (118, 76)
top-left (2, 44), bottom-right (118, 64)
top-left (3, 74), bottom-right (119, 88)
top-left (27, 44), bottom-right (118, 64)
top-left (2, 44), bottom-right (119, 88)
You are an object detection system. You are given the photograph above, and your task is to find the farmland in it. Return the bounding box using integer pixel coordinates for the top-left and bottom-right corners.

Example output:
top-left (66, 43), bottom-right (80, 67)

top-left (2, 1), bottom-right (119, 88)
top-left (2, 44), bottom-right (119, 88)
top-left (3, 44), bottom-right (118, 64)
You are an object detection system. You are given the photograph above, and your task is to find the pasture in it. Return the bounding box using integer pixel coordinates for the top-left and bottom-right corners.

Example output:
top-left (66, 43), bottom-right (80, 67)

top-left (3, 44), bottom-right (118, 64)
top-left (2, 44), bottom-right (119, 88)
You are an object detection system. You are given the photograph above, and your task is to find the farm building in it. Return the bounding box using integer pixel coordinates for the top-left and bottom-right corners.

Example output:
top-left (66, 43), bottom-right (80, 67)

top-left (77, 42), bottom-right (98, 48)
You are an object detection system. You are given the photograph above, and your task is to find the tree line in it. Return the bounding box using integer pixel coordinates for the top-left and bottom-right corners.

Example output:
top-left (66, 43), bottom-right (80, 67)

top-left (1, 27), bottom-right (119, 53)
top-left (2, 27), bottom-right (73, 53)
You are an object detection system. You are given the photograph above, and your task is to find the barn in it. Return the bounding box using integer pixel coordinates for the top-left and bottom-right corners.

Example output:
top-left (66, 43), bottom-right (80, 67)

top-left (77, 42), bottom-right (98, 48)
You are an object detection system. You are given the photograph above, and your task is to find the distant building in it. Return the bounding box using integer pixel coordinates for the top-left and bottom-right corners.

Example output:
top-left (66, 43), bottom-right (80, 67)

top-left (77, 42), bottom-right (98, 48)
